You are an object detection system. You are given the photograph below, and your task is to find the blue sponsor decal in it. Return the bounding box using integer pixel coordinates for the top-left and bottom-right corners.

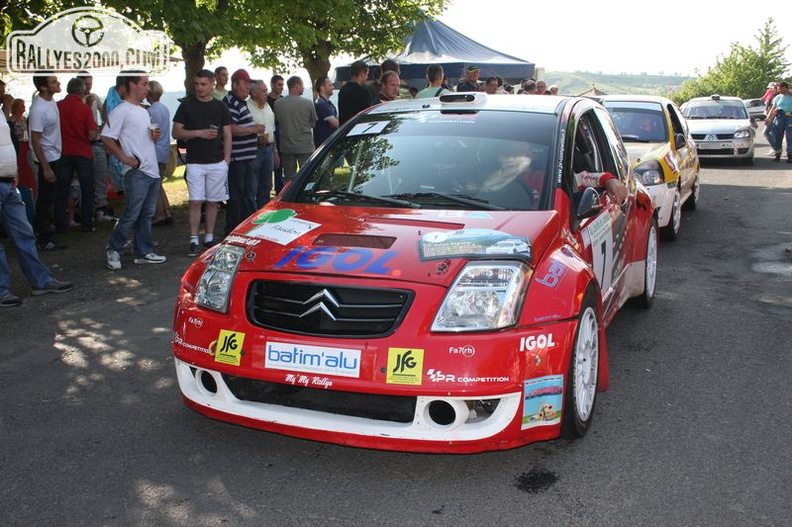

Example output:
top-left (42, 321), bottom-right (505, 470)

top-left (535, 259), bottom-right (566, 288)
top-left (274, 246), bottom-right (398, 275)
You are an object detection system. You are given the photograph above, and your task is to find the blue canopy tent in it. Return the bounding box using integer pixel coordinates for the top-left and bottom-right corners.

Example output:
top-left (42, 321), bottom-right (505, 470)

top-left (334, 17), bottom-right (535, 88)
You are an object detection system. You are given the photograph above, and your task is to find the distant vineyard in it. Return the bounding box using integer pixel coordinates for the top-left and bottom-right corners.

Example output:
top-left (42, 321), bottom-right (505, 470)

top-left (545, 71), bottom-right (695, 97)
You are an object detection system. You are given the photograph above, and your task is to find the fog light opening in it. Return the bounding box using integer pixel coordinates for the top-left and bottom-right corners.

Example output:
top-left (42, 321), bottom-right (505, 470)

top-left (196, 369), bottom-right (218, 395)
top-left (428, 400), bottom-right (457, 426)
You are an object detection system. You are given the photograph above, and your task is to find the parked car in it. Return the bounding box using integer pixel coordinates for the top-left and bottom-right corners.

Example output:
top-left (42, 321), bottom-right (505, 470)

top-left (600, 95), bottom-right (700, 241)
top-left (681, 95), bottom-right (756, 164)
top-left (743, 98), bottom-right (767, 120)
top-left (172, 93), bottom-right (658, 453)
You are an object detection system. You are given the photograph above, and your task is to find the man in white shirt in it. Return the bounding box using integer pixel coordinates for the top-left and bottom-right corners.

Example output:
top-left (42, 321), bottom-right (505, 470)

top-left (101, 70), bottom-right (167, 270)
top-left (248, 80), bottom-right (279, 207)
top-left (28, 72), bottom-right (65, 250)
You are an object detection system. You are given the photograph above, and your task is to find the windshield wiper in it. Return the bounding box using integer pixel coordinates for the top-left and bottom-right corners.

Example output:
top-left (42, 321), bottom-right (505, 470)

top-left (313, 189), bottom-right (420, 208)
top-left (385, 192), bottom-right (505, 210)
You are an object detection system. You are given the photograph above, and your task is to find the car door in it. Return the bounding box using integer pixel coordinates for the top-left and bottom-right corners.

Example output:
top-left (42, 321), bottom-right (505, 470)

top-left (571, 108), bottom-right (630, 320)
top-left (667, 102), bottom-right (697, 197)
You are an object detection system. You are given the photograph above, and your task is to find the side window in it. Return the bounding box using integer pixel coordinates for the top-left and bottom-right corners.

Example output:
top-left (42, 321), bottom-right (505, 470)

top-left (668, 104), bottom-right (688, 136)
top-left (592, 107), bottom-right (629, 181)
top-left (571, 112), bottom-right (603, 175)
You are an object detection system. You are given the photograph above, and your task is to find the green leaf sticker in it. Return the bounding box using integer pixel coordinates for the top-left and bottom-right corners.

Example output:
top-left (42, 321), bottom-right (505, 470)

top-left (251, 209), bottom-right (297, 225)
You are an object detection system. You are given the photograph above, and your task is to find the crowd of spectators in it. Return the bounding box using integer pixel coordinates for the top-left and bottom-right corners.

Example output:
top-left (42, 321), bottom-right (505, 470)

top-left (0, 60), bottom-right (558, 306)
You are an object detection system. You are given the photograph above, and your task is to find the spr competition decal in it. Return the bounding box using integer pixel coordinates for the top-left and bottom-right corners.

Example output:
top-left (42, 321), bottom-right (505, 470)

top-left (386, 348), bottom-right (424, 385)
top-left (419, 228), bottom-right (531, 261)
top-left (246, 209), bottom-right (320, 245)
top-left (522, 375), bottom-right (564, 430)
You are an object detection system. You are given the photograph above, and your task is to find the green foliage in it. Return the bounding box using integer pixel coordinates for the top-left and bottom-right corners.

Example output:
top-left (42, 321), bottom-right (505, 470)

top-left (544, 71), bottom-right (693, 97)
top-left (670, 18), bottom-right (789, 105)
top-left (238, 0), bottom-right (449, 86)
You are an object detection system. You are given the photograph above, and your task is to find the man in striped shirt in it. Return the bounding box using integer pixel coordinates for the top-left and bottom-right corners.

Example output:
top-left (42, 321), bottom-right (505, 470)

top-left (223, 69), bottom-right (265, 234)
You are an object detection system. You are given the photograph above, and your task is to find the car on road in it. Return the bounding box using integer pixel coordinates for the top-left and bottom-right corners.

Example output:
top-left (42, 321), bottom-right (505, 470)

top-left (681, 95), bottom-right (756, 164)
top-left (743, 98), bottom-right (767, 120)
top-left (600, 95), bottom-right (700, 240)
top-left (172, 93), bottom-right (658, 453)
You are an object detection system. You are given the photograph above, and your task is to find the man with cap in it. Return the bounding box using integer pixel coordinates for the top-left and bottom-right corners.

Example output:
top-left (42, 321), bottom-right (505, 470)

top-left (456, 66), bottom-right (480, 92)
top-left (223, 68), bottom-right (265, 234)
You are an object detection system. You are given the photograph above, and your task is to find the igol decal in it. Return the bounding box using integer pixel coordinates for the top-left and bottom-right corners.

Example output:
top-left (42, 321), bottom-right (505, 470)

top-left (274, 246), bottom-right (400, 276)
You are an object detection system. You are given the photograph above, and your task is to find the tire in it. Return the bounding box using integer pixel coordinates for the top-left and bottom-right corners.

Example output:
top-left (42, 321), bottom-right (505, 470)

top-left (561, 290), bottom-right (599, 439)
top-left (660, 187), bottom-right (681, 241)
top-left (682, 174), bottom-right (699, 211)
top-left (628, 218), bottom-right (658, 309)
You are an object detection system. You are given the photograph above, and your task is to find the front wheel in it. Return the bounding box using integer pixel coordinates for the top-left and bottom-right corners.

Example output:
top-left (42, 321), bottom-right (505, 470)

top-left (629, 218), bottom-right (658, 308)
top-left (682, 174), bottom-right (700, 211)
top-left (660, 187), bottom-right (681, 241)
top-left (561, 291), bottom-right (599, 439)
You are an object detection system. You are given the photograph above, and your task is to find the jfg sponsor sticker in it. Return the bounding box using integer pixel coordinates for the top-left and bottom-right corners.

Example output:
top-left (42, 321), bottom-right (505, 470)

top-left (265, 341), bottom-right (361, 378)
top-left (522, 375), bottom-right (564, 430)
top-left (215, 329), bottom-right (245, 366)
top-left (386, 348), bottom-right (424, 385)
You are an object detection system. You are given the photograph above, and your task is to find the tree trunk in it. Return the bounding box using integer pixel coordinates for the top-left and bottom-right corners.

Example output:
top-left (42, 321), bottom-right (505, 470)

top-left (180, 40), bottom-right (208, 96)
top-left (302, 41), bottom-right (334, 95)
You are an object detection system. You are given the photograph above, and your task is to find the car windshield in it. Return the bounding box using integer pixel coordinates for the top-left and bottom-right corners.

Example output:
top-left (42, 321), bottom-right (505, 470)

top-left (682, 101), bottom-right (748, 120)
top-left (603, 102), bottom-right (667, 143)
top-left (292, 110), bottom-right (556, 211)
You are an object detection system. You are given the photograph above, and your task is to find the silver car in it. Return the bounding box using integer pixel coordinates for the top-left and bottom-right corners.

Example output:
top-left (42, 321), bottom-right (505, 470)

top-left (743, 98), bottom-right (767, 120)
top-left (681, 95), bottom-right (756, 164)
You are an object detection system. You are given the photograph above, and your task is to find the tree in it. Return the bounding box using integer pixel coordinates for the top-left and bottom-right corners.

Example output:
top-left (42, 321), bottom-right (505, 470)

top-left (671, 18), bottom-right (789, 104)
top-left (4, 1), bottom-right (449, 95)
top-left (237, 0), bottom-right (449, 88)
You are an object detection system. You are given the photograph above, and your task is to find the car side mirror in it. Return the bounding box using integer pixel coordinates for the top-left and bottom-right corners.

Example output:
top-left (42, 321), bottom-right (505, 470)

top-left (576, 187), bottom-right (602, 220)
top-left (675, 132), bottom-right (686, 149)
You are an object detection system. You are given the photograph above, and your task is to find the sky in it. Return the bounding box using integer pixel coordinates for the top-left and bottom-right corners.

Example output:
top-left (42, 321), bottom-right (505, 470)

top-left (4, 0), bottom-right (790, 105)
top-left (440, 0), bottom-right (791, 76)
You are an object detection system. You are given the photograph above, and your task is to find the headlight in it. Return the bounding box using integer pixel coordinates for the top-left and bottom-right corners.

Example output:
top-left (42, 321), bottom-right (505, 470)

top-left (634, 159), bottom-right (664, 185)
top-left (194, 244), bottom-right (246, 313)
top-left (733, 129), bottom-right (751, 139)
top-left (432, 262), bottom-right (528, 332)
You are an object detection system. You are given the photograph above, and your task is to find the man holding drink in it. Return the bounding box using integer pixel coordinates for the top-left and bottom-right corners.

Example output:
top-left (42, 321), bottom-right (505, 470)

top-left (102, 70), bottom-right (167, 270)
top-left (172, 69), bottom-right (232, 257)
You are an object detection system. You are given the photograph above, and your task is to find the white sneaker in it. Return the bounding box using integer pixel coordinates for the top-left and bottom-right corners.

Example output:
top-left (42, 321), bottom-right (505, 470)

top-left (767, 149), bottom-right (779, 156)
top-left (106, 249), bottom-right (122, 270)
top-left (96, 210), bottom-right (117, 222)
top-left (133, 253), bottom-right (167, 264)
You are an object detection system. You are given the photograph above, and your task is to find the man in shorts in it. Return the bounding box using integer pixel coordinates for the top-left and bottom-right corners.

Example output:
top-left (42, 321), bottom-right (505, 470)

top-left (172, 69), bottom-right (232, 256)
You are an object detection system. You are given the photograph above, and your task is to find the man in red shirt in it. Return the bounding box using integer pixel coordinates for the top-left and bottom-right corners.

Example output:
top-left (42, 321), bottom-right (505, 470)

top-left (57, 76), bottom-right (97, 232)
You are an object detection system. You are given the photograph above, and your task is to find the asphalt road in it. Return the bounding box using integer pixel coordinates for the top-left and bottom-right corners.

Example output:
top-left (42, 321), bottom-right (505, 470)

top-left (2, 143), bottom-right (791, 526)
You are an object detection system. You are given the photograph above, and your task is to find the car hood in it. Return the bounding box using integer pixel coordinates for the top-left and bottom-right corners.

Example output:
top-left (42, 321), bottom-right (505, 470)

top-left (624, 142), bottom-right (669, 164)
top-left (686, 119), bottom-right (753, 134)
top-left (226, 204), bottom-right (561, 286)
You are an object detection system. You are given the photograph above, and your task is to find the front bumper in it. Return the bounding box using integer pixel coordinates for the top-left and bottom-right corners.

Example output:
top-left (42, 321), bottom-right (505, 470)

top-left (176, 357), bottom-right (526, 452)
top-left (644, 183), bottom-right (675, 228)
top-left (694, 138), bottom-right (754, 158)
top-left (172, 270), bottom-right (580, 452)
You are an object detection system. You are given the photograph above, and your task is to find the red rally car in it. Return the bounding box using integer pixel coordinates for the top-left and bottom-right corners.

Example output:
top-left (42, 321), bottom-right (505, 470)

top-left (172, 93), bottom-right (658, 453)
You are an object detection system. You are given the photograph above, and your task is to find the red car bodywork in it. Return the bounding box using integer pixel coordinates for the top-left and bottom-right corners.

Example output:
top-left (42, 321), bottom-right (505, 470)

top-left (172, 95), bottom-right (657, 453)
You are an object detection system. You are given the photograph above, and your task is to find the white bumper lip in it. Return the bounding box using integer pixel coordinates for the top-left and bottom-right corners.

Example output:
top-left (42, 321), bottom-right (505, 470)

top-left (175, 358), bottom-right (522, 443)
top-left (644, 184), bottom-right (675, 227)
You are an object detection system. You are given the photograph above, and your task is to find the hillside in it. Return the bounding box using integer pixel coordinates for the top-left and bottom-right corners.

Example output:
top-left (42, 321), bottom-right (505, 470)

top-left (545, 71), bottom-right (695, 97)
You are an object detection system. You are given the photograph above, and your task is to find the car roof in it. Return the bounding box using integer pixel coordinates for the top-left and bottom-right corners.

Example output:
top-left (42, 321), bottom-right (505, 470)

top-left (364, 93), bottom-right (570, 116)
top-left (599, 94), bottom-right (675, 105)
top-left (686, 95), bottom-right (744, 103)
